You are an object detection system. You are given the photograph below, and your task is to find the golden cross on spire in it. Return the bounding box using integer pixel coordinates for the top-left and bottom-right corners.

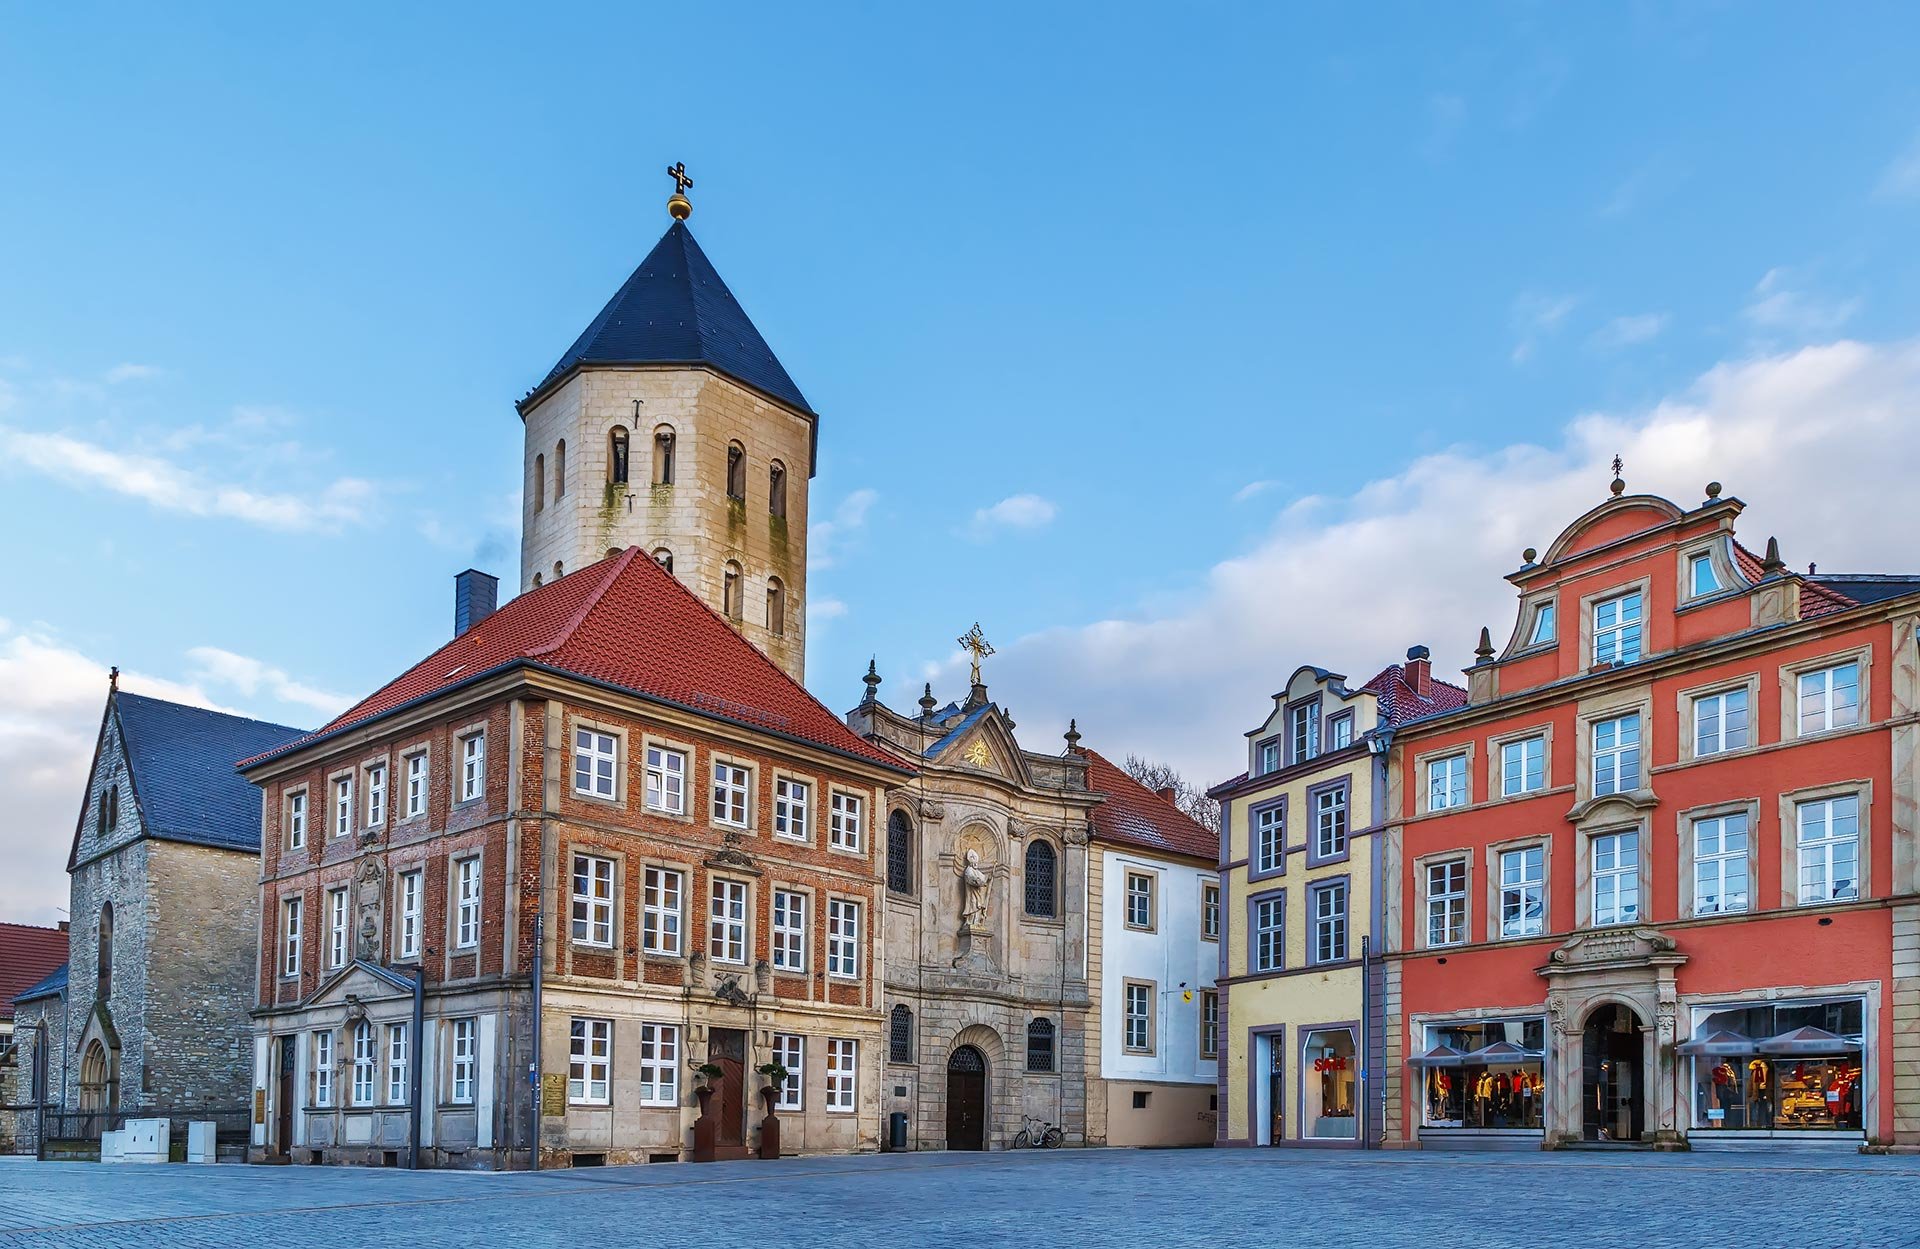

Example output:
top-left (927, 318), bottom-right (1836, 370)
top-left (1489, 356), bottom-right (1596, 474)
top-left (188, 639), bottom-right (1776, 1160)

top-left (957, 622), bottom-right (995, 687)
top-left (667, 162), bottom-right (693, 195)
top-left (666, 162), bottom-right (694, 220)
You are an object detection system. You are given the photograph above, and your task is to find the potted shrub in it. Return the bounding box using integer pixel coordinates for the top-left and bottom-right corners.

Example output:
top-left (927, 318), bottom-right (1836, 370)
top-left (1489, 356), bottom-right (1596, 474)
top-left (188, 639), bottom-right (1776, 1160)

top-left (754, 1062), bottom-right (789, 1160)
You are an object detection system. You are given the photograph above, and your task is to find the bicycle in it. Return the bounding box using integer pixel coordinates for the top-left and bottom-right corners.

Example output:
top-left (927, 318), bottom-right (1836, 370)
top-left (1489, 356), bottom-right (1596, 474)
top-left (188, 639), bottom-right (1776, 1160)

top-left (1010, 1114), bottom-right (1064, 1149)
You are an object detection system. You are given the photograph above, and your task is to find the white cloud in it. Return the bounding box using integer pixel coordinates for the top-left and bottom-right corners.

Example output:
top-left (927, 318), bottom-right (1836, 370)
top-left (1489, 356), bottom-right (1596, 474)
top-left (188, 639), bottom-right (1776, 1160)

top-left (810, 598), bottom-right (849, 622)
top-left (943, 338), bottom-right (1920, 794)
top-left (1233, 480), bottom-right (1278, 503)
top-left (1744, 268), bottom-right (1860, 338)
top-left (1510, 292), bottom-right (1578, 364)
top-left (105, 363), bottom-right (163, 384)
top-left (0, 425), bottom-right (375, 532)
top-left (184, 646), bottom-right (351, 719)
top-left (809, 488), bottom-right (878, 571)
top-left (1590, 312), bottom-right (1671, 350)
top-left (969, 493), bottom-right (1058, 537)
top-left (1876, 128), bottom-right (1920, 199)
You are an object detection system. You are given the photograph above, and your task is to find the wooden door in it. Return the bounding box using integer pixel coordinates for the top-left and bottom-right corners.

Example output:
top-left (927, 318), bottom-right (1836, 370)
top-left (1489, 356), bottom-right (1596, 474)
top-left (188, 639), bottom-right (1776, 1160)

top-left (711, 1028), bottom-right (747, 1147)
top-left (275, 1036), bottom-right (296, 1156)
top-left (946, 1046), bottom-right (986, 1150)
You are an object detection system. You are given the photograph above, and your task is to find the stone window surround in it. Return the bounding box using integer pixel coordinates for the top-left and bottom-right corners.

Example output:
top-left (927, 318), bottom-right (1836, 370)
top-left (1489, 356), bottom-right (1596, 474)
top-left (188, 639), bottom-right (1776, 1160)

top-left (452, 719), bottom-right (489, 808)
top-left (1325, 708), bottom-right (1357, 752)
top-left (1484, 834), bottom-right (1552, 944)
top-left (1020, 835), bottom-right (1065, 928)
top-left (1572, 686), bottom-right (1654, 807)
top-left (824, 1037), bottom-right (859, 1114)
top-left (707, 872), bottom-right (756, 967)
top-left (768, 881), bottom-right (814, 975)
top-left (1512, 589), bottom-right (1560, 657)
top-left (638, 857), bottom-right (692, 959)
top-left (1122, 977), bottom-right (1158, 1055)
top-left (637, 1020), bottom-right (683, 1108)
top-left (885, 805), bottom-right (916, 898)
top-left (1411, 849), bottom-right (1473, 951)
top-left (449, 850), bottom-right (485, 954)
top-left (1198, 989), bottom-right (1220, 1060)
top-left (283, 784), bottom-right (310, 852)
top-left (1673, 797), bottom-right (1760, 920)
top-left (568, 715), bottom-right (630, 808)
top-left (1253, 734), bottom-right (1283, 778)
top-left (1674, 671), bottom-right (1762, 765)
top-left (1124, 867), bottom-right (1159, 933)
top-left (1304, 777), bottom-right (1352, 868)
top-left (769, 768), bottom-right (814, 844)
top-left (1412, 742), bottom-right (1476, 817)
top-left (1777, 778), bottom-right (1874, 909)
top-left (638, 732), bottom-right (696, 823)
top-left (1778, 643), bottom-right (1874, 743)
top-left (1200, 879), bottom-right (1221, 943)
top-left (1306, 874), bottom-right (1352, 966)
top-left (1246, 886), bottom-right (1287, 975)
top-left (326, 766), bottom-right (356, 839)
top-left (396, 739), bottom-right (433, 824)
top-left (567, 1015), bottom-right (614, 1107)
top-left (1579, 574), bottom-right (1655, 672)
top-left (825, 890), bottom-right (864, 980)
top-left (279, 892), bottom-right (304, 980)
top-left (441, 1016), bottom-right (478, 1106)
top-left (566, 845), bottom-right (625, 952)
top-left (389, 859), bottom-right (427, 962)
top-left (1571, 820), bottom-right (1651, 931)
top-left (1247, 795), bottom-right (1288, 883)
top-left (1675, 533), bottom-right (1743, 608)
top-left (362, 756), bottom-right (390, 830)
top-left (709, 752), bottom-right (758, 833)
top-left (826, 787), bottom-right (867, 859)
top-left (1487, 722), bottom-right (1555, 801)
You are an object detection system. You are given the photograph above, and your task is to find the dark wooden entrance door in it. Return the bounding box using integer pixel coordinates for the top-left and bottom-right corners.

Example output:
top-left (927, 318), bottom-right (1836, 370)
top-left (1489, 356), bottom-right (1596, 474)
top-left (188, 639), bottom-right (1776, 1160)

top-left (710, 1028), bottom-right (747, 1149)
top-left (275, 1036), bottom-right (296, 1156)
top-left (1582, 1004), bottom-right (1646, 1142)
top-left (946, 1045), bottom-right (987, 1150)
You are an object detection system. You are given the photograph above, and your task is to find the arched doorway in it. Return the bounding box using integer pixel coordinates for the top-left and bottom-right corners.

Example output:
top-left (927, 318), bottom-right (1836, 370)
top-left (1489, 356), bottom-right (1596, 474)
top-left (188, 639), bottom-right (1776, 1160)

top-left (946, 1045), bottom-right (987, 1150)
top-left (1582, 1004), bottom-right (1646, 1142)
top-left (79, 1040), bottom-right (115, 1112)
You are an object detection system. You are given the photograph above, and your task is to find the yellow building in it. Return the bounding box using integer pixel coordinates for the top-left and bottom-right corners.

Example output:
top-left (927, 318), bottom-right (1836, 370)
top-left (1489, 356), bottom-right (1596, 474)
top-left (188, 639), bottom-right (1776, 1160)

top-left (1211, 649), bottom-right (1464, 1147)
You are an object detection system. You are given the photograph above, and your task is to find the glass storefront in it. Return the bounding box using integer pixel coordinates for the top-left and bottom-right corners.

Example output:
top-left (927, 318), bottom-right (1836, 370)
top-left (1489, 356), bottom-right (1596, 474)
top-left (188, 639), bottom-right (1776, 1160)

top-left (1684, 998), bottom-right (1864, 1134)
top-left (1414, 1017), bottom-right (1545, 1131)
top-left (1302, 1029), bottom-right (1356, 1139)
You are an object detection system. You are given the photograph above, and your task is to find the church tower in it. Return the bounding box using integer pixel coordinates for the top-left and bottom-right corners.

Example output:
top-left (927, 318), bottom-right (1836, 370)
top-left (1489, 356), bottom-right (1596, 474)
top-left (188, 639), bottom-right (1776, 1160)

top-left (517, 166), bottom-right (816, 681)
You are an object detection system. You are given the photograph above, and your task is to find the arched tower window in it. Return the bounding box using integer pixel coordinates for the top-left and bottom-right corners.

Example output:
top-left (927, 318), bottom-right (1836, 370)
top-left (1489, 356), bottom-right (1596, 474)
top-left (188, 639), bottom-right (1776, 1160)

top-left (1026, 1018), bottom-right (1056, 1072)
top-left (726, 442), bottom-right (746, 500)
top-left (553, 561), bottom-right (565, 581)
top-left (609, 426), bottom-right (630, 485)
top-left (766, 577), bottom-right (786, 637)
top-left (1024, 840), bottom-right (1058, 918)
top-left (553, 440), bottom-right (567, 499)
top-left (769, 461), bottom-right (787, 519)
top-left (887, 810), bottom-right (914, 895)
top-left (889, 1004), bottom-right (913, 1064)
top-left (533, 454), bottom-right (545, 513)
top-left (723, 562), bottom-right (742, 619)
top-left (653, 426), bottom-right (675, 485)
top-left (100, 784), bottom-right (119, 837)
top-left (98, 903), bottom-right (114, 1002)
top-left (652, 548), bottom-right (673, 573)
top-left (532, 573), bottom-right (543, 588)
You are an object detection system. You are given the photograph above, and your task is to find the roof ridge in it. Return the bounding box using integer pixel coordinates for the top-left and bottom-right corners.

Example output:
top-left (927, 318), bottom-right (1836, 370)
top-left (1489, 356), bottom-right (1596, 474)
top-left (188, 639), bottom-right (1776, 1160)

top-left (527, 547), bottom-right (643, 660)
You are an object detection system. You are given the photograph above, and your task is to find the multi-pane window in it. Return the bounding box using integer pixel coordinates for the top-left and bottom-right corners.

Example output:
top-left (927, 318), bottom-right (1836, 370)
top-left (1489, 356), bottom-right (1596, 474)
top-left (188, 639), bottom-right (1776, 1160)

top-left (405, 754), bottom-right (427, 818)
top-left (1591, 831), bottom-right (1640, 926)
top-left (1592, 591), bottom-right (1644, 665)
top-left (1328, 713), bottom-right (1354, 751)
top-left (386, 1023), bottom-right (409, 1104)
top-left (351, 1021), bottom-right (377, 1105)
top-left (825, 1038), bottom-right (857, 1112)
top-left (645, 746), bottom-right (687, 814)
top-left (1126, 872), bottom-right (1154, 929)
top-left (333, 777), bottom-right (353, 837)
top-left (1252, 896), bottom-right (1284, 972)
top-left (1026, 1017), bottom-right (1055, 1072)
top-left (573, 729), bottom-right (618, 799)
top-left (568, 1018), bottom-right (612, 1104)
top-left (281, 897), bottom-right (303, 977)
top-left (1199, 990), bottom-right (1219, 1059)
top-left (1313, 785), bottom-right (1349, 859)
top-left (455, 857), bottom-right (481, 949)
top-left (327, 886), bottom-right (350, 969)
top-left (449, 1018), bottom-right (476, 1104)
top-left (830, 792), bottom-right (864, 851)
top-left (1501, 736), bottom-right (1546, 796)
top-left (570, 854), bottom-right (615, 947)
top-left (460, 733), bottom-right (485, 802)
top-left (1024, 840), bottom-right (1057, 917)
top-left (312, 1030), bottom-right (334, 1107)
top-left (287, 792), bottom-right (306, 850)
top-left (774, 778), bottom-right (810, 840)
top-left (1288, 702), bottom-right (1320, 765)
top-left (1499, 845), bottom-right (1545, 938)
top-left (1693, 813), bottom-right (1750, 916)
top-left (1312, 880), bottom-right (1348, 964)
top-left (712, 762), bottom-right (749, 827)
top-left (1689, 552), bottom-right (1721, 597)
top-left (888, 1004), bottom-right (913, 1064)
top-left (397, 870), bottom-right (421, 960)
top-left (1201, 882), bottom-right (1221, 940)
top-left (1694, 688), bottom-right (1750, 756)
top-left (1426, 859), bottom-right (1467, 947)
top-left (1591, 712), bottom-right (1641, 797)
top-left (771, 889), bottom-right (806, 971)
top-left (1797, 795), bottom-right (1861, 905)
top-left (1799, 662), bottom-right (1861, 736)
top-left (638, 1023), bottom-right (679, 1106)
top-left (1254, 805), bottom-right (1284, 874)
top-left (1527, 600), bottom-right (1557, 646)
top-left (643, 867), bottom-right (683, 954)
top-left (366, 764), bottom-right (387, 827)
top-left (1258, 740), bottom-right (1280, 775)
top-left (1123, 982), bottom-right (1152, 1052)
top-left (709, 879), bottom-right (748, 964)
top-left (828, 898), bottom-right (861, 978)
top-left (1428, 754), bottom-right (1468, 811)
top-left (771, 1033), bottom-right (803, 1109)
top-left (887, 810), bottom-right (914, 895)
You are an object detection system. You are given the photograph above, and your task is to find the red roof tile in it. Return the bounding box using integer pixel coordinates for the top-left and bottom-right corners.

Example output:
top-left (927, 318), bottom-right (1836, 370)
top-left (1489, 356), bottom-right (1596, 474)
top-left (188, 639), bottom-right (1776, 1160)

top-left (245, 549), bottom-right (910, 774)
top-left (1733, 542), bottom-right (1856, 619)
top-left (1081, 748), bottom-right (1219, 863)
top-left (0, 922), bottom-right (68, 1021)
top-left (1359, 664), bottom-right (1469, 726)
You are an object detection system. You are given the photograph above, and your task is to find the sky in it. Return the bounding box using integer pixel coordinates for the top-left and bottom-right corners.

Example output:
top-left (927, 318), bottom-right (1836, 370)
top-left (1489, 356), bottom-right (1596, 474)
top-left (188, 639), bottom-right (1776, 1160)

top-left (4, 4), bottom-right (1920, 923)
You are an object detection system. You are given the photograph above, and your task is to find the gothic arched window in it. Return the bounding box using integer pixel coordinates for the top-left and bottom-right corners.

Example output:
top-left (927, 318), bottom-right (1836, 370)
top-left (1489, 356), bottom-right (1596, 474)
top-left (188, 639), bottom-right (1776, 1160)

top-left (766, 577), bottom-right (786, 637)
top-left (1026, 1017), bottom-right (1055, 1072)
top-left (609, 426), bottom-right (630, 485)
top-left (726, 442), bottom-right (746, 500)
top-left (653, 426), bottom-right (675, 486)
top-left (886, 809), bottom-right (914, 896)
top-left (98, 903), bottom-right (114, 1002)
top-left (769, 461), bottom-right (787, 519)
top-left (533, 454), bottom-right (545, 513)
top-left (723, 561), bottom-right (743, 619)
top-left (553, 439), bottom-right (567, 499)
top-left (889, 1004), bottom-right (913, 1064)
top-left (1024, 840), bottom-right (1058, 918)
top-left (101, 784), bottom-right (118, 836)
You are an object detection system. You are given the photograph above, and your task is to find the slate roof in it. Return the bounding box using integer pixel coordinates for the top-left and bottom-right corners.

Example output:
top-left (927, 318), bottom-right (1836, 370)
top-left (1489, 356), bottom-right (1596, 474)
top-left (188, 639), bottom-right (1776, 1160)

top-left (1358, 663), bottom-right (1470, 727)
top-left (1081, 748), bottom-right (1218, 863)
top-left (11, 963), bottom-right (67, 1009)
top-left (0, 925), bottom-right (69, 1019)
top-left (243, 548), bottom-right (910, 776)
top-left (1730, 542), bottom-right (1859, 619)
top-left (1805, 574), bottom-right (1920, 608)
top-left (112, 693), bottom-right (307, 855)
top-left (519, 221), bottom-right (815, 418)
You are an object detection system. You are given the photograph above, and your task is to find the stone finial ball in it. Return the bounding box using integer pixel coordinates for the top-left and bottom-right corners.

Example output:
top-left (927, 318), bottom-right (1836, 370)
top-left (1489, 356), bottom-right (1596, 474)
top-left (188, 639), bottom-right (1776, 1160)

top-left (1523, 547), bottom-right (1538, 563)
top-left (1705, 481), bottom-right (1723, 499)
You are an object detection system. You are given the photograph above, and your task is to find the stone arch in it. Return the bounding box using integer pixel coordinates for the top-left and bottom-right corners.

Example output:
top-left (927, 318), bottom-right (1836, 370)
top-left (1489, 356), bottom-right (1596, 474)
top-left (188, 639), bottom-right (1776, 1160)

top-left (652, 425), bottom-right (676, 485)
top-left (608, 425), bottom-right (630, 485)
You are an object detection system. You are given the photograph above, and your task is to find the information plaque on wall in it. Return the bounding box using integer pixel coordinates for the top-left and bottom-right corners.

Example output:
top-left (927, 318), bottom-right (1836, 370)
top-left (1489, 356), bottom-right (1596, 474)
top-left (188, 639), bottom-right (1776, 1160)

top-left (541, 1072), bottom-right (567, 1118)
top-left (253, 1089), bottom-right (266, 1124)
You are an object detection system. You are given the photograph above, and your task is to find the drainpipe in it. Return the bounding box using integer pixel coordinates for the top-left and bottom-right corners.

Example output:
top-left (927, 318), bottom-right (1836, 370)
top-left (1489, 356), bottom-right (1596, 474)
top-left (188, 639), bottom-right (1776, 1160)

top-left (409, 966), bottom-right (425, 1169)
top-left (528, 911), bottom-right (543, 1172)
top-left (1359, 935), bottom-right (1371, 1151)
top-left (34, 1017), bottom-right (48, 1162)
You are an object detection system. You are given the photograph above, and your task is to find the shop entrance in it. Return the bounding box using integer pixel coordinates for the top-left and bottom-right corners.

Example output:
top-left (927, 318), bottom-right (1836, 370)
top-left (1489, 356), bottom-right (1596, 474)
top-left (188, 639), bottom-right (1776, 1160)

top-left (1581, 1004), bottom-right (1645, 1142)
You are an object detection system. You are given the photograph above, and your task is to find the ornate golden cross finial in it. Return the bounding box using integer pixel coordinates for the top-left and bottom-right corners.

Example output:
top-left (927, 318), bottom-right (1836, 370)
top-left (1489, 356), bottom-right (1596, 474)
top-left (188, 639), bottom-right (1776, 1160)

top-left (1609, 453), bottom-right (1626, 497)
top-left (956, 622), bottom-right (995, 687)
top-left (666, 162), bottom-right (694, 220)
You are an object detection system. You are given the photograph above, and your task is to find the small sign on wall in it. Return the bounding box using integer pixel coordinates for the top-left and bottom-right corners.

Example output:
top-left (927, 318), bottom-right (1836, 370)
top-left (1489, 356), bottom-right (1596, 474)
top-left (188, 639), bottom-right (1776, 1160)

top-left (541, 1072), bottom-right (567, 1118)
top-left (253, 1090), bottom-right (266, 1125)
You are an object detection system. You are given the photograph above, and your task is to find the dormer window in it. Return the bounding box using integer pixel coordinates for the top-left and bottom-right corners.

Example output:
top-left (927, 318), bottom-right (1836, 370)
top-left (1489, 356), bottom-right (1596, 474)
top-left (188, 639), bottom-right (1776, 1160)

top-left (1287, 701), bottom-right (1320, 766)
top-left (1258, 740), bottom-right (1279, 775)
top-left (1527, 600), bottom-right (1556, 647)
top-left (1592, 591), bottom-right (1643, 666)
top-left (1688, 552), bottom-right (1720, 597)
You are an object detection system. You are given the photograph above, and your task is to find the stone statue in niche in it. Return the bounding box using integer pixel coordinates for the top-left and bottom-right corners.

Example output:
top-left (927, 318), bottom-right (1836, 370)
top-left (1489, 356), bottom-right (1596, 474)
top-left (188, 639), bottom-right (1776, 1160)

top-left (956, 848), bottom-right (990, 933)
top-left (354, 857), bottom-right (385, 960)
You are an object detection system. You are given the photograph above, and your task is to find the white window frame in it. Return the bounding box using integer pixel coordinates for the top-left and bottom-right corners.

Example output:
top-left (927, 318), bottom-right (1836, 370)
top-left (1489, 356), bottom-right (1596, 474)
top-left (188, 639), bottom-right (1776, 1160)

top-left (771, 888), bottom-right (807, 972)
top-left (1500, 735), bottom-right (1546, 797)
top-left (771, 1033), bottom-right (803, 1110)
top-left (1200, 989), bottom-right (1220, 1059)
top-left (366, 764), bottom-right (386, 828)
top-left (333, 776), bottom-right (353, 838)
top-left (1798, 662), bottom-right (1862, 737)
top-left (312, 1030), bottom-right (334, 1108)
top-left (1254, 804), bottom-right (1284, 875)
top-left (638, 1023), bottom-right (678, 1107)
top-left (573, 728), bottom-right (619, 801)
top-left (825, 1038), bottom-right (857, 1113)
top-left (645, 745), bottom-right (687, 814)
top-left (1125, 871), bottom-right (1155, 931)
top-left (1201, 881), bottom-right (1221, 941)
top-left (568, 1017), bottom-right (612, 1105)
top-left (1590, 830), bottom-right (1641, 927)
top-left (1592, 590), bottom-right (1644, 666)
top-left (712, 760), bottom-right (750, 828)
top-left (397, 870), bottom-right (422, 960)
top-left (1499, 844), bottom-right (1545, 939)
top-left (351, 1021), bottom-right (377, 1106)
top-left (570, 853), bottom-right (615, 948)
top-left (281, 896), bottom-right (303, 978)
top-left (829, 791), bottom-right (864, 852)
top-left (643, 866), bottom-right (684, 955)
top-left (1591, 712), bottom-right (1641, 797)
top-left (386, 1023), bottom-right (409, 1104)
top-left (449, 1018), bottom-right (476, 1104)
top-left (1428, 753), bottom-right (1469, 811)
top-left (827, 897), bottom-right (861, 979)
top-left (774, 777), bottom-right (811, 841)
top-left (1314, 786), bottom-right (1349, 859)
top-left (1252, 895), bottom-right (1284, 972)
top-left (454, 856), bottom-right (481, 950)
top-left (1311, 880), bottom-right (1348, 964)
top-left (1257, 740), bottom-right (1280, 775)
top-left (459, 733), bottom-right (485, 803)
top-left (1526, 599), bottom-right (1557, 647)
top-left (709, 878), bottom-right (748, 964)
top-left (1692, 812), bottom-right (1750, 916)
top-left (1688, 551), bottom-right (1721, 598)
top-left (286, 791), bottom-right (306, 851)
top-left (1796, 794), bottom-right (1861, 906)
top-left (1123, 981), bottom-right (1153, 1053)
top-left (405, 753), bottom-right (427, 819)
top-left (1426, 859), bottom-right (1467, 947)
top-left (326, 886), bottom-right (349, 969)
top-left (1287, 701), bottom-right (1320, 766)
top-left (1693, 687), bottom-right (1750, 757)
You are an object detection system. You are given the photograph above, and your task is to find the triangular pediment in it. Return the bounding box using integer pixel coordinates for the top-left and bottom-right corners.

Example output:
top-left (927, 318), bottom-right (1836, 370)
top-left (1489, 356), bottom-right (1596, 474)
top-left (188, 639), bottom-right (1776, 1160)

top-left (303, 960), bottom-right (417, 1010)
top-left (929, 707), bottom-right (1030, 786)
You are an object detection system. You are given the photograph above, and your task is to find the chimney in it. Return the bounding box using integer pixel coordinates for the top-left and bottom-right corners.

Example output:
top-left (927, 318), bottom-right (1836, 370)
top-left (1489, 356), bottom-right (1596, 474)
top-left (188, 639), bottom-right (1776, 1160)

top-left (454, 569), bottom-right (500, 638)
top-left (1156, 785), bottom-right (1178, 802)
top-left (1406, 644), bottom-right (1433, 698)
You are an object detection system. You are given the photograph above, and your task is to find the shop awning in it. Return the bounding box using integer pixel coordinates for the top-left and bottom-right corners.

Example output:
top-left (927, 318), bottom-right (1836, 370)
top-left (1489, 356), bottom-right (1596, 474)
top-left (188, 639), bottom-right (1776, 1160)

top-left (1675, 1028), bottom-right (1758, 1057)
top-left (1464, 1040), bottom-right (1543, 1063)
top-left (1406, 1044), bottom-right (1471, 1068)
top-left (1756, 1025), bottom-right (1858, 1056)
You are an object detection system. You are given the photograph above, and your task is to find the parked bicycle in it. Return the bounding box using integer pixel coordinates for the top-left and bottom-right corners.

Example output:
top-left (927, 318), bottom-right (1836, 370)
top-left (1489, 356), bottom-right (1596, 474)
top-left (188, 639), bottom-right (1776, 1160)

top-left (1010, 1114), bottom-right (1064, 1149)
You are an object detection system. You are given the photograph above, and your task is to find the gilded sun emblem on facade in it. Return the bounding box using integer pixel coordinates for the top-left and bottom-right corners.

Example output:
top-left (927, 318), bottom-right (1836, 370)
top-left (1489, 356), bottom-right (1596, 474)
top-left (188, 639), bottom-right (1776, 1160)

top-left (964, 738), bottom-right (992, 768)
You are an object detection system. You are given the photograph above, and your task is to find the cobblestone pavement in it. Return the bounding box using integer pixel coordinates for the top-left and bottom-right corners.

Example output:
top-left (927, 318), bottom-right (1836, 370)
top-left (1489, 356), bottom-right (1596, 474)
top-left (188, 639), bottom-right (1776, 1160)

top-left (3, 1147), bottom-right (1918, 1248)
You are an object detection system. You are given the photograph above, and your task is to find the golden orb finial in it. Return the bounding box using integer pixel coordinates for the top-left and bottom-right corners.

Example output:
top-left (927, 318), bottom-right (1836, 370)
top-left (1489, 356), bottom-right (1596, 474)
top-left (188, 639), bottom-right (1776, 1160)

top-left (666, 161), bottom-right (693, 221)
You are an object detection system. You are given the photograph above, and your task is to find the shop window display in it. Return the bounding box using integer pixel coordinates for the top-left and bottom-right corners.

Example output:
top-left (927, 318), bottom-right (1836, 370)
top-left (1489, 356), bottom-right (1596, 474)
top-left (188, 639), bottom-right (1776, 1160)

top-left (1413, 1018), bottom-right (1545, 1130)
top-left (1302, 1029), bottom-right (1356, 1139)
top-left (1683, 998), bottom-right (1864, 1133)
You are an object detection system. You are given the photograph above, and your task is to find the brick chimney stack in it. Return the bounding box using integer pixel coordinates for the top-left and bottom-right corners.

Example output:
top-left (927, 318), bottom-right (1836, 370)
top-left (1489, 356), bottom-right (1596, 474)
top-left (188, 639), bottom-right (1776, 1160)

top-left (1406, 644), bottom-right (1433, 698)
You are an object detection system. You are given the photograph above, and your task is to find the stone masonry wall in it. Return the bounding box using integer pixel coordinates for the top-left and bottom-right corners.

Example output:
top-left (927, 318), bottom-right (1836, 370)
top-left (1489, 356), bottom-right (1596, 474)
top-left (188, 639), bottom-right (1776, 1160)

top-left (145, 840), bottom-right (261, 1129)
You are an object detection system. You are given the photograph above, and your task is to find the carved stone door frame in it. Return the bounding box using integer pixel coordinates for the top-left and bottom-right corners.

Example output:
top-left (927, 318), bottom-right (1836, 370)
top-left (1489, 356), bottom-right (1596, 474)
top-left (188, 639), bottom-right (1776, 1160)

top-left (1539, 926), bottom-right (1688, 1149)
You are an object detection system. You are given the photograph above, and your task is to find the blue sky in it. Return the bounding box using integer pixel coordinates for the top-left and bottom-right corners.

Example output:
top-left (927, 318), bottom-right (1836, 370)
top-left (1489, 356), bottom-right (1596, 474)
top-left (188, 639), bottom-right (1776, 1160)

top-left (4, 4), bottom-right (1920, 920)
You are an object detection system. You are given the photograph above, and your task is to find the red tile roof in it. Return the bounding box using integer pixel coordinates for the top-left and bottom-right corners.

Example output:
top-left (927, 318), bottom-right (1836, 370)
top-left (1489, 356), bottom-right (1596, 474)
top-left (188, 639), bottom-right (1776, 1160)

top-left (0, 922), bottom-right (68, 1021)
top-left (1733, 542), bottom-right (1856, 619)
top-left (244, 549), bottom-right (910, 774)
top-left (1359, 663), bottom-right (1470, 726)
top-left (1081, 748), bottom-right (1219, 863)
